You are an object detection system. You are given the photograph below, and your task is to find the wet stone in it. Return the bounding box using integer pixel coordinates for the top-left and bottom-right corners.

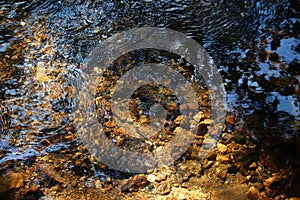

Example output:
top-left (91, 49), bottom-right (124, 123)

top-left (263, 175), bottom-right (280, 188)
top-left (146, 174), bottom-right (157, 183)
top-left (121, 175), bottom-right (148, 192)
top-left (156, 173), bottom-right (166, 182)
top-left (217, 143), bottom-right (227, 154)
top-left (216, 154), bottom-right (231, 164)
top-left (156, 181), bottom-right (171, 195)
top-left (225, 115), bottom-right (235, 125)
top-left (217, 171), bottom-right (227, 181)
top-left (249, 162), bottom-right (257, 170)
top-left (170, 170), bottom-right (190, 184)
top-left (247, 186), bottom-right (261, 200)
top-left (0, 171), bottom-right (24, 193)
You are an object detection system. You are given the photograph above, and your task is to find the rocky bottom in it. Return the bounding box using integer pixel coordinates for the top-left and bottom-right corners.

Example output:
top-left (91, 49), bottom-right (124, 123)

top-left (0, 122), bottom-right (299, 200)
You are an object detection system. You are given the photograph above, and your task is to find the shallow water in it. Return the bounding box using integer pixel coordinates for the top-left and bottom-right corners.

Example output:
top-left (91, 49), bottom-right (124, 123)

top-left (0, 0), bottom-right (299, 199)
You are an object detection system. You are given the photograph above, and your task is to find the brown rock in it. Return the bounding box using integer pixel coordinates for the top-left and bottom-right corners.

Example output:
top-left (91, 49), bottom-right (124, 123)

top-left (257, 183), bottom-right (265, 192)
top-left (217, 171), bottom-right (227, 180)
top-left (38, 164), bottom-right (66, 183)
top-left (216, 154), bottom-right (231, 163)
top-left (247, 186), bottom-right (261, 200)
top-left (227, 143), bottom-right (242, 153)
top-left (263, 175), bottom-right (280, 188)
top-left (146, 174), bottom-right (157, 183)
top-left (217, 143), bottom-right (227, 154)
top-left (239, 177), bottom-right (248, 184)
top-left (226, 115), bottom-right (235, 124)
top-left (156, 181), bottom-right (171, 195)
top-left (249, 162), bottom-right (257, 170)
top-left (0, 172), bottom-right (24, 193)
top-left (156, 173), bottom-right (166, 182)
top-left (121, 175), bottom-right (148, 192)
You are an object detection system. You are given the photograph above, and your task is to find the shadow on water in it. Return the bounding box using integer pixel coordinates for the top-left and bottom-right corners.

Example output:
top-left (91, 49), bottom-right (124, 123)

top-left (0, 0), bottom-right (299, 199)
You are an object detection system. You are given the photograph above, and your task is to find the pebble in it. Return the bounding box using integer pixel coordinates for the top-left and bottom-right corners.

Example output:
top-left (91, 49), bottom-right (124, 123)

top-left (263, 175), bottom-right (279, 188)
top-left (160, 165), bottom-right (174, 177)
top-left (226, 115), bottom-right (235, 124)
top-left (171, 187), bottom-right (188, 200)
top-left (227, 143), bottom-right (241, 153)
top-left (249, 162), bottom-right (257, 170)
top-left (156, 181), bottom-right (171, 195)
top-left (121, 175), bottom-right (148, 192)
top-left (174, 115), bottom-right (183, 125)
top-left (217, 171), bottom-right (227, 180)
top-left (247, 186), bottom-right (261, 200)
top-left (156, 173), bottom-right (166, 182)
top-left (217, 143), bottom-right (227, 154)
top-left (20, 21), bottom-right (26, 26)
top-left (39, 164), bottom-right (66, 184)
top-left (70, 180), bottom-right (78, 187)
top-left (170, 187), bottom-right (208, 200)
top-left (193, 112), bottom-right (204, 122)
top-left (216, 154), bottom-right (231, 163)
top-left (95, 180), bottom-right (102, 189)
top-left (147, 174), bottom-right (157, 183)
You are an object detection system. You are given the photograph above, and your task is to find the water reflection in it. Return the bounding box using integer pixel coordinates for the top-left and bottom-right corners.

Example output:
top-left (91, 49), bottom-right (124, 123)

top-left (0, 0), bottom-right (299, 198)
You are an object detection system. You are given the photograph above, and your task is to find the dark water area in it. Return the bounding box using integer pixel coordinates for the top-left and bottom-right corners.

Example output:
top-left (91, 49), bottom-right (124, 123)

top-left (0, 0), bottom-right (299, 199)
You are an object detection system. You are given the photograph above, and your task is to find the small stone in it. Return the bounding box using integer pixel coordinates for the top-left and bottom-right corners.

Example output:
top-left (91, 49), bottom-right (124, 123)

top-left (217, 143), bottom-right (227, 154)
top-left (193, 112), bottom-right (204, 122)
top-left (263, 175), bottom-right (279, 188)
top-left (0, 172), bottom-right (24, 193)
top-left (217, 171), bottom-right (227, 180)
top-left (227, 143), bottom-right (242, 153)
top-left (226, 115), bottom-right (235, 124)
top-left (20, 21), bottom-right (26, 26)
top-left (121, 175), bottom-right (148, 192)
top-left (75, 160), bottom-right (82, 165)
top-left (104, 121), bottom-right (115, 128)
top-left (239, 177), bottom-right (248, 184)
top-left (170, 171), bottom-right (190, 184)
top-left (160, 165), bottom-right (173, 177)
top-left (216, 154), bottom-right (231, 163)
top-left (200, 119), bottom-right (212, 125)
top-left (249, 162), bottom-right (257, 170)
top-left (247, 186), bottom-right (261, 200)
top-left (156, 181), bottom-right (171, 195)
top-left (70, 180), bottom-right (78, 187)
top-left (147, 174), bottom-right (157, 183)
top-left (170, 187), bottom-right (205, 200)
top-left (171, 187), bottom-right (188, 200)
top-left (257, 183), bottom-right (265, 191)
top-left (174, 115), bottom-right (183, 125)
top-left (95, 180), bottom-right (101, 189)
top-left (156, 173), bottom-right (166, 182)
top-left (106, 177), bottom-right (112, 183)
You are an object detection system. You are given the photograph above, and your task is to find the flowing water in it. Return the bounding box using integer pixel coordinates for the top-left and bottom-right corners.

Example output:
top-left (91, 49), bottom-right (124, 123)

top-left (0, 0), bottom-right (299, 199)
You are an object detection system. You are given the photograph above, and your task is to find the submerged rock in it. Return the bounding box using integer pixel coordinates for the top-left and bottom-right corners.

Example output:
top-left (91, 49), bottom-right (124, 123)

top-left (0, 171), bottom-right (24, 193)
top-left (121, 174), bottom-right (148, 192)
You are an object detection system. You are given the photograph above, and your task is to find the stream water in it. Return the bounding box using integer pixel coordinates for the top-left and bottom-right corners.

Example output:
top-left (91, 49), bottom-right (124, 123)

top-left (0, 0), bottom-right (299, 199)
